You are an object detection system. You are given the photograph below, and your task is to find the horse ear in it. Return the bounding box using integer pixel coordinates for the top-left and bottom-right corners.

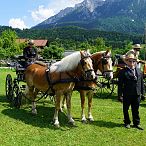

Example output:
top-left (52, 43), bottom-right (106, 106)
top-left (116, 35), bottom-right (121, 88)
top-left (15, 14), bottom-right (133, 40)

top-left (80, 50), bottom-right (84, 57)
top-left (86, 49), bottom-right (90, 54)
top-left (105, 48), bottom-right (111, 55)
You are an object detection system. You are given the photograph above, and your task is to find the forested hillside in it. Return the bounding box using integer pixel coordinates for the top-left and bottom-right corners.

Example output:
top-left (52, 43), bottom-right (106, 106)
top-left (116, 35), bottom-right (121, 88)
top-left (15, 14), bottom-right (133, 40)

top-left (0, 26), bottom-right (143, 49)
top-left (0, 25), bottom-right (145, 61)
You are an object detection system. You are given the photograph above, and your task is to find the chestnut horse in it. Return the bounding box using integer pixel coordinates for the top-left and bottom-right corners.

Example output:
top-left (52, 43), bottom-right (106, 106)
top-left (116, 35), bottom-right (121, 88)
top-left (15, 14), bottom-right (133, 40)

top-left (24, 50), bottom-right (96, 127)
top-left (62, 50), bottom-right (113, 123)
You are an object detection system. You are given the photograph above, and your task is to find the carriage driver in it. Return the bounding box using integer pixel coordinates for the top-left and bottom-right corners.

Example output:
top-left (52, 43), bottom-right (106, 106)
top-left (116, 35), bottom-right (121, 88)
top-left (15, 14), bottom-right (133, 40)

top-left (124, 44), bottom-right (143, 68)
top-left (118, 52), bottom-right (144, 130)
top-left (23, 39), bottom-right (38, 67)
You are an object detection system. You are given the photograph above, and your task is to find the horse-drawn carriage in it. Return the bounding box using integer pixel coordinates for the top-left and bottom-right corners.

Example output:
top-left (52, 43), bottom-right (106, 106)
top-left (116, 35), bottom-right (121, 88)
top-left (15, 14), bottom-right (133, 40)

top-left (5, 56), bottom-right (26, 108)
top-left (5, 51), bottom-right (97, 127)
top-left (5, 55), bottom-right (55, 108)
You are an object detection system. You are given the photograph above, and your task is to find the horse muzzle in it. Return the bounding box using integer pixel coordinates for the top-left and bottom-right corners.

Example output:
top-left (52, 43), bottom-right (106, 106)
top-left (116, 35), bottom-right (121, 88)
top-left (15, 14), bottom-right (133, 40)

top-left (84, 69), bottom-right (96, 80)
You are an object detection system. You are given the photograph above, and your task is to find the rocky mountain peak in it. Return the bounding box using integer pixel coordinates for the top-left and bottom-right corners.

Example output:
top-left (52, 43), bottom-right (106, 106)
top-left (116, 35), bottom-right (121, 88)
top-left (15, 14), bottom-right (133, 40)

top-left (75, 0), bottom-right (106, 12)
top-left (33, 0), bottom-right (146, 34)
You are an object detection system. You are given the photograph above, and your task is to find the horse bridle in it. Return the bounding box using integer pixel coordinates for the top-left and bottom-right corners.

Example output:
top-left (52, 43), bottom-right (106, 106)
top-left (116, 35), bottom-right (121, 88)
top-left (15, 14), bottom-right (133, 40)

top-left (96, 53), bottom-right (113, 75)
top-left (80, 55), bottom-right (94, 78)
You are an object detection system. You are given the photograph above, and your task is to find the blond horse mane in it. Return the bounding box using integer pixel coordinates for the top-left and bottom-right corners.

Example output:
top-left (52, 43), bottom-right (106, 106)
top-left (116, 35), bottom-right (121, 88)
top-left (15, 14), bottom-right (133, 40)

top-left (50, 51), bottom-right (81, 72)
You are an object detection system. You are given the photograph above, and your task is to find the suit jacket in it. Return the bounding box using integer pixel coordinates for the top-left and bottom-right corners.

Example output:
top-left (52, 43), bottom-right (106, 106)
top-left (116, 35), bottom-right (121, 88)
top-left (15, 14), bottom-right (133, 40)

top-left (118, 67), bottom-right (144, 97)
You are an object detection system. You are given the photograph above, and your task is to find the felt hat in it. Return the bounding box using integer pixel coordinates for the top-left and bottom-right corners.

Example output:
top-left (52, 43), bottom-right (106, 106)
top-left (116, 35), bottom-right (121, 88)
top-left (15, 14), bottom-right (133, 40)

top-left (125, 52), bottom-right (137, 61)
top-left (132, 44), bottom-right (141, 49)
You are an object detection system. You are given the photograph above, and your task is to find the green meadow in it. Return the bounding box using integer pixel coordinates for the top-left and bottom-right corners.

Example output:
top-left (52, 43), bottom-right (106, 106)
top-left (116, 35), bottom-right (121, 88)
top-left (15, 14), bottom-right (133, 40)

top-left (0, 68), bottom-right (146, 146)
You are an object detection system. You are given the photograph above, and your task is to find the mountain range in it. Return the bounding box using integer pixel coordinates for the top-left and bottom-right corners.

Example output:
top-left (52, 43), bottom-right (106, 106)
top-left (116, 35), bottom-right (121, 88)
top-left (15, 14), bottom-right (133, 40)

top-left (33, 0), bottom-right (146, 34)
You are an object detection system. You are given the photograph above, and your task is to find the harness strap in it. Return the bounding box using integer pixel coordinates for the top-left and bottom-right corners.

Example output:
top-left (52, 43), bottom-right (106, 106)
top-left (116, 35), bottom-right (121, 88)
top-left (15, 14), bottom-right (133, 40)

top-left (46, 68), bottom-right (55, 96)
top-left (65, 72), bottom-right (80, 82)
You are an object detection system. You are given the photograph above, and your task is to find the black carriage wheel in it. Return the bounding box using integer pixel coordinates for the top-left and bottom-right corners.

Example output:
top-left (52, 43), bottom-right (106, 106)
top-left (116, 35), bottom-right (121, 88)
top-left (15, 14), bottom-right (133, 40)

top-left (13, 92), bottom-right (22, 108)
top-left (11, 79), bottom-right (20, 107)
top-left (5, 74), bottom-right (13, 101)
top-left (95, 76), bottom-right (115, 98)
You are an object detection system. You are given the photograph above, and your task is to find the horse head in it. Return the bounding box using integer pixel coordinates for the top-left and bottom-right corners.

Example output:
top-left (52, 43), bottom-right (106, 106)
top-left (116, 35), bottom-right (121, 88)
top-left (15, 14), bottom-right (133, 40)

top-left (92, 49), bottom-right (113, 80)
top-left (80, 50), bottom-right (96, 80)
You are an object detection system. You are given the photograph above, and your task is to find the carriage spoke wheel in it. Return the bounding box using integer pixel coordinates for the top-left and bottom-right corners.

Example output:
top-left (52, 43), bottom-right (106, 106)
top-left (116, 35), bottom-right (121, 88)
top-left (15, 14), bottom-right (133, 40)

top-left (13, 92), bottom-right (22, 108)
top-left (12, 79), bottom-right (21, 108)
top-left (5, 74), bottom-right (13, 101)
top-left (95, 76), bottom-right (115, 98)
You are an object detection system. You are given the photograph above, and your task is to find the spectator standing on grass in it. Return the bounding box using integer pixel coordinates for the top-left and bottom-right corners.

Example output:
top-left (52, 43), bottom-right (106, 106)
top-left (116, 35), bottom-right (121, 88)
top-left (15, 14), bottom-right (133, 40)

top-left (117, 44), bottom-right (145, 102)
top-left (118, 52), bottom-right (144, 130)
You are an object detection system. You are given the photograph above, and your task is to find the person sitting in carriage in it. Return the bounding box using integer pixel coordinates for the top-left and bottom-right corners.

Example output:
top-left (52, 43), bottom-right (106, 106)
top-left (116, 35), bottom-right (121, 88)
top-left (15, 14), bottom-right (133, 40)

top-left (124, 44), bottom-right (144, 68)
top-left (23, 39), bottom-right (38, 67)
top-left (115, 44), bottom-right (142, 69)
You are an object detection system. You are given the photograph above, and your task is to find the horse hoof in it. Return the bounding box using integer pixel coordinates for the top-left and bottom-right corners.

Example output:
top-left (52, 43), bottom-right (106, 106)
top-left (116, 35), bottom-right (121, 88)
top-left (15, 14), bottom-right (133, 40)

top-left (54, 123), bottom-right (60, 128)
top-left (68, 120), bottom-right (75, 126)
top-left (89, 118), bottom-right (94, 122)
top-left (59, 108), bottom-right (63, 112)
top-left (82, 120), bottom-right (87, 124)
top-left (69, 122), bottom-right (76, 127)
top-left (32, 111), bottom-right (37, 115)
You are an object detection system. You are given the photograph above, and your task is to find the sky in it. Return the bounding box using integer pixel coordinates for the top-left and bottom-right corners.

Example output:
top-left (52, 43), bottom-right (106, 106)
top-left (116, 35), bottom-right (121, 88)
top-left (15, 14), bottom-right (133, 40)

top-left (0, 0), bottom-right (83, 30)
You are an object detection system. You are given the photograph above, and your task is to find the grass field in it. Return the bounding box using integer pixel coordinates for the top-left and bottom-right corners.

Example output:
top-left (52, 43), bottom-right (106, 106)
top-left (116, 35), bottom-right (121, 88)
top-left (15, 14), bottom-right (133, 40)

top-left (0, 68), bottom-right (146, 146)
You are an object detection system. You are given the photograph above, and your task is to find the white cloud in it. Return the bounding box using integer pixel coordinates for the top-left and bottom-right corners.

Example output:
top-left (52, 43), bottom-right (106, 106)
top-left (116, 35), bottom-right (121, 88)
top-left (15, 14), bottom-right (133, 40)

top-left (31, 5), bottom-right (55, 22)
top-left (31, 0), bottom-right (84, 23)
top-left (50, 0), bottom-right (84, 13)
top-left (9, 18), bottom-right (27, 30)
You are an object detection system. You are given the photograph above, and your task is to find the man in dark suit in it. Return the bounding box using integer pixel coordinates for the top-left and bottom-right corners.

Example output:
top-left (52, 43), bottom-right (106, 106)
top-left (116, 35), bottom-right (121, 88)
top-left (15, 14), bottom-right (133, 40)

top-left (118, 52), bottom-right (144, 130)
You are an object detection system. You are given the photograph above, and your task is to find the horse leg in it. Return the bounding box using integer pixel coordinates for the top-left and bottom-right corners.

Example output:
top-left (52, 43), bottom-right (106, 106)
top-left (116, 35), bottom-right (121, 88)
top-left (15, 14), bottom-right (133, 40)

top-left (80, 91), bottom-right (87, 123)
top-left (87, 91), bottom-right (94, 122)
top-left (66, 92), bottom-right (75, 125)
top-left (60, 95), bottom-right (67, 112)
top-left (53, 92), bottom-right (61, 127)
top-left (25, 86), bottom-right (37, 115)
top-left (31, 88), bottom-right (39, 115)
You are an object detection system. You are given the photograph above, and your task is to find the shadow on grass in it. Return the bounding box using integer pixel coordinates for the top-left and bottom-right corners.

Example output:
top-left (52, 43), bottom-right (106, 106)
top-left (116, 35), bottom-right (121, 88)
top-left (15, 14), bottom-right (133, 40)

top-left (2, 105), bottom-right (78, 130)
top-left (0, 95), bottom-right (77, 130)
top-left (91, 120), bottom-right (123, 128)
top-left (0, 95), bottom-right (11, 108)
top-left (140, 102), bottom-right (146, 108)
top-left (94, 93), bottom-right (119, 102)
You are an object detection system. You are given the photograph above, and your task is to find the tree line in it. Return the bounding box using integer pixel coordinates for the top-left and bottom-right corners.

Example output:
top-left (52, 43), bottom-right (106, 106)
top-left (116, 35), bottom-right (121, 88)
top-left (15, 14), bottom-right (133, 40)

top-left (0, 26), bottom-right (145, 61)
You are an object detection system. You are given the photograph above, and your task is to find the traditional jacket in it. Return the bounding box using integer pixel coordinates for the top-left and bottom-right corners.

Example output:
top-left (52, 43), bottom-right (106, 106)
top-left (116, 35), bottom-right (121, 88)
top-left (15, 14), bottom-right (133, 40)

top-left (118, 67), bottom-right (144, 97)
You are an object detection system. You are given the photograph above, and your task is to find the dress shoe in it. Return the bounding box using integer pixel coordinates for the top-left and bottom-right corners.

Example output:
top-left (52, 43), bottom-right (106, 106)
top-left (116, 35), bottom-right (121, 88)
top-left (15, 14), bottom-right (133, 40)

top-left (133, 125), bottom-right (144, 130)
top-left (125, 124), bottom-right (130, 129)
